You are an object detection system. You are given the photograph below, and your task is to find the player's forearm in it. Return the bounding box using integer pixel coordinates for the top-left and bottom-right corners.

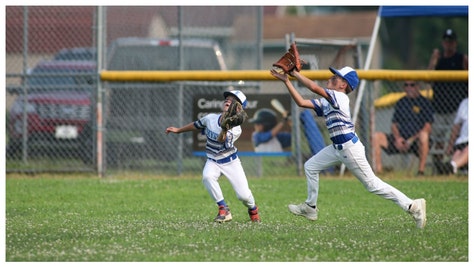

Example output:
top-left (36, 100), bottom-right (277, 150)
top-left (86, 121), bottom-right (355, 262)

top-left (176, 122), bottom-right (197, 133)
top-left (284, 79), bottom-right (310, 108)
top-left (292, 71), bottom-right (313, 87)
top-left (292, 71), bottom-right (314, 89)
top-left (292, 71), bottom-right (328, 98)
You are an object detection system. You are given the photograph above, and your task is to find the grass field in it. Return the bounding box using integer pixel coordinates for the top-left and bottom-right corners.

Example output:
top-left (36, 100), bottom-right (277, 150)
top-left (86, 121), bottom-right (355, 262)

top-left (5, 172), bottom-right (469, 262)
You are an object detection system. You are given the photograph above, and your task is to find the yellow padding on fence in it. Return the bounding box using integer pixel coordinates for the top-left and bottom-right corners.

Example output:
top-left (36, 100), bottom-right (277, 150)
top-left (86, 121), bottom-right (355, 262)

top-left (100, 69), bottom-right (468, 82)
top-left (374, 89), bottom-right (433, 108)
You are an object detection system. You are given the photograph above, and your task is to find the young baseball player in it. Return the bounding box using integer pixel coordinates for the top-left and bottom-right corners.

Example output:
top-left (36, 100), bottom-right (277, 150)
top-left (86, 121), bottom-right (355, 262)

top-left (270, 66), bottom-right (427, 229)
top-left (165, 90), bottom-right (260, 223)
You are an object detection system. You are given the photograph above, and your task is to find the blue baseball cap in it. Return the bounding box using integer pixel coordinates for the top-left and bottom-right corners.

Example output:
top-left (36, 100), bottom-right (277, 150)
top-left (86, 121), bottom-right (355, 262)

top-left (329, 66), bottom-right (359, 91)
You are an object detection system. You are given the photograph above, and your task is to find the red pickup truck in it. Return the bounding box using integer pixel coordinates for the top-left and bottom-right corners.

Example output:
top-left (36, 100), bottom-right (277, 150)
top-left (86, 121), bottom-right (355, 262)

top-left (7, 60), bottom-right (96, 163)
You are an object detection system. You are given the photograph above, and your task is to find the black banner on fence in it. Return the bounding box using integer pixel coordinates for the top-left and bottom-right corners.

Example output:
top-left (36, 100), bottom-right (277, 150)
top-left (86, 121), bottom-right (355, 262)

top-left (193, 94), bottom-right (292, 155)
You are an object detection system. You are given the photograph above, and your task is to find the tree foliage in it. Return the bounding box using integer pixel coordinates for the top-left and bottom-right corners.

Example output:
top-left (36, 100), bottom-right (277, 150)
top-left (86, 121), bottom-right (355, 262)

top-left (381, 16), bottom-right (468, 69)
top-left (302, 6), bottom-right (468, 70)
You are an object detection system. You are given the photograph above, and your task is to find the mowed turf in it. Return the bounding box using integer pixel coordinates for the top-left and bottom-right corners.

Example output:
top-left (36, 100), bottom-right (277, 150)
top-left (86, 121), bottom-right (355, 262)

top-left (5, 173), bottom-right (468, 262)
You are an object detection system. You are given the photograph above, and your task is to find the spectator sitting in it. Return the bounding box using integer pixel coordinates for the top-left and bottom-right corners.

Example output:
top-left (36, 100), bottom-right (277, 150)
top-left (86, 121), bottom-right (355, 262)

top-left (373, 81), bottom-right (434, 176)
top-left (427, 28), bottom-right (468, 172)
top-left (440, 98), bottom-right (468, 174)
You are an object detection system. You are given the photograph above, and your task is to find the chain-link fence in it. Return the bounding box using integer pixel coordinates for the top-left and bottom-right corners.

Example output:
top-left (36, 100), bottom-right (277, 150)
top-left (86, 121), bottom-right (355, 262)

top-left (6, 7), bottom-right (98, 173)
top-left (6, 6), bottom-right (262, 175)
top-left (6, 6), bottom-right (468, 176)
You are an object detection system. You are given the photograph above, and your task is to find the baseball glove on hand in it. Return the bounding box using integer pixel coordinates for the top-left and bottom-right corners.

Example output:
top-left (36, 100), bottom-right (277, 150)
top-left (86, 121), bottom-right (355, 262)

top-left (272, 42), bottom-right (303, 74)
top-left (221, 99), bottom-right (248, 131)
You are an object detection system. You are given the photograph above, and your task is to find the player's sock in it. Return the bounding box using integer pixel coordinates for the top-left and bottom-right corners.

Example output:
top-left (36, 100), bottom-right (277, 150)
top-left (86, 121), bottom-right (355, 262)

top-left (217, 200), bottom-right (227, 207)
top-left (450, 161), bottom-right (458, 174)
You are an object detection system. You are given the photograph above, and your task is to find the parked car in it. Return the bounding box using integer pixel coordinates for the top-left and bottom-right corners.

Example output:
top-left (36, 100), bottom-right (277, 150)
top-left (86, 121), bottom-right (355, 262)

top-left (7, 60), bottom-right (96, 163)
top-left (7, 38), bottom-right (232, 166)
top-left (106, 38), bottom-right (227, 71)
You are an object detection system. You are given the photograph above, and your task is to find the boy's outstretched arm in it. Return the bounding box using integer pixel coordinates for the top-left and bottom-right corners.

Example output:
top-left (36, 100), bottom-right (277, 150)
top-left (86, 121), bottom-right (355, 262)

top-left (270, 69), bottom-right (314, 109)
top-left (290, 70), bottom-right (330, 99)
top-left (165, 122), bottom-right (197, 134)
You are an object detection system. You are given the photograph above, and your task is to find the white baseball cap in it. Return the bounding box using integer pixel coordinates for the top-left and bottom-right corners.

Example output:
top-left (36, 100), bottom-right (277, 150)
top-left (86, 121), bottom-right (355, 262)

top-left (223, 90), bottom-right (248, 108)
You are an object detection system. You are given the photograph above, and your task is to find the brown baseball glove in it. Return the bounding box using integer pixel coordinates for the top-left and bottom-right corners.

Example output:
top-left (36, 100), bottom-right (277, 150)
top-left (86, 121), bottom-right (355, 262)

top-left (221, 99), bottom-right (247, 131)
top-left (272, 42), bottom-right (303, 74)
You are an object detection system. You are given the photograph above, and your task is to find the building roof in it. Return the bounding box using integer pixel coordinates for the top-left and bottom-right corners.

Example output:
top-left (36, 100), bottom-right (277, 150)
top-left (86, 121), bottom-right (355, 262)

top-left (230, 11), bottom-right (377, 47)
top-left (247, 11), bottom-right (377, 41)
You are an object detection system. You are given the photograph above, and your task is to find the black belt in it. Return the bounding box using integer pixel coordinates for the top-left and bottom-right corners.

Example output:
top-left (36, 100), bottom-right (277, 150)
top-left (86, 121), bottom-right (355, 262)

top-left (333, 136), bottom-right (359, 150)
top-left (209, 153), bottom-right (237, 164)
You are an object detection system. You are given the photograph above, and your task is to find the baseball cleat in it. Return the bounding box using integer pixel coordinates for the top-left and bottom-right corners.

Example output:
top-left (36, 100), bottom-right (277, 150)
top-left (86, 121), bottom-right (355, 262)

top-left (408, 198), bottom-right (426, 229)
top-left (214, 205), bottom-right (232, 223)
top-left (288, 202), bottom-right (318, 221)
top-left (248, 206), bottom-right (261, 222)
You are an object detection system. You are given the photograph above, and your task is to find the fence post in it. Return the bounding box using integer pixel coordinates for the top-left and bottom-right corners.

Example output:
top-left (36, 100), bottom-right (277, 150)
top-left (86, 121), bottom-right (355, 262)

top-left (96, 6), bottom-right (106, 177)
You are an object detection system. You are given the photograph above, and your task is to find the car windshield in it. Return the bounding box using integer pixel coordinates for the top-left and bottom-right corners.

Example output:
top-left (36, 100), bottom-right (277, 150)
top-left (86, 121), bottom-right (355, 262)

top-left (54, 48), bottom-right (97, 61)
top-left (26, 68), bottom-right (96, 91)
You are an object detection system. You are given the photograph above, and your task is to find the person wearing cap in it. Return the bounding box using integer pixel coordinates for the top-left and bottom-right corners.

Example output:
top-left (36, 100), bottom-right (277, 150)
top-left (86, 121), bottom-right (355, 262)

top-left (249, 108), bottom-right (291, 152)
top-left (427, 28), bottom-right (468, 173)
top-left (270, 66), bottom-right (427, 229)
top-left (165, 90), bottom-right (261, 223)
top-left (372, 80), bottom-right (434, 176)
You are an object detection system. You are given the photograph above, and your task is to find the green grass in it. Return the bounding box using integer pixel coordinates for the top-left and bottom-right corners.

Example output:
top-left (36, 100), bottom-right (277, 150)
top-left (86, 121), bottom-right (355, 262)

top-left (5, 173), bottom-right (468, 262)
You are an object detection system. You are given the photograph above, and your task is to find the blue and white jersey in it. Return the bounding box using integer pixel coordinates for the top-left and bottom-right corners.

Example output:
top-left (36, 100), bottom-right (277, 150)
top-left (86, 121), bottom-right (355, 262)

top-left (310, 89), bottom-right (355, 144)
top-left (194, 113), bottom-right (241, 160)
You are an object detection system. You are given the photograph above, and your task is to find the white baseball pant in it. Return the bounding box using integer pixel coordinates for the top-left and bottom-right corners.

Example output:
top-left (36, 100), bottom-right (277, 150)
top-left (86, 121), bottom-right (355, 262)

top-left (202, 157), bottom-right (256, 209)
top-left (304, 138), bottom-right (413, 211)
